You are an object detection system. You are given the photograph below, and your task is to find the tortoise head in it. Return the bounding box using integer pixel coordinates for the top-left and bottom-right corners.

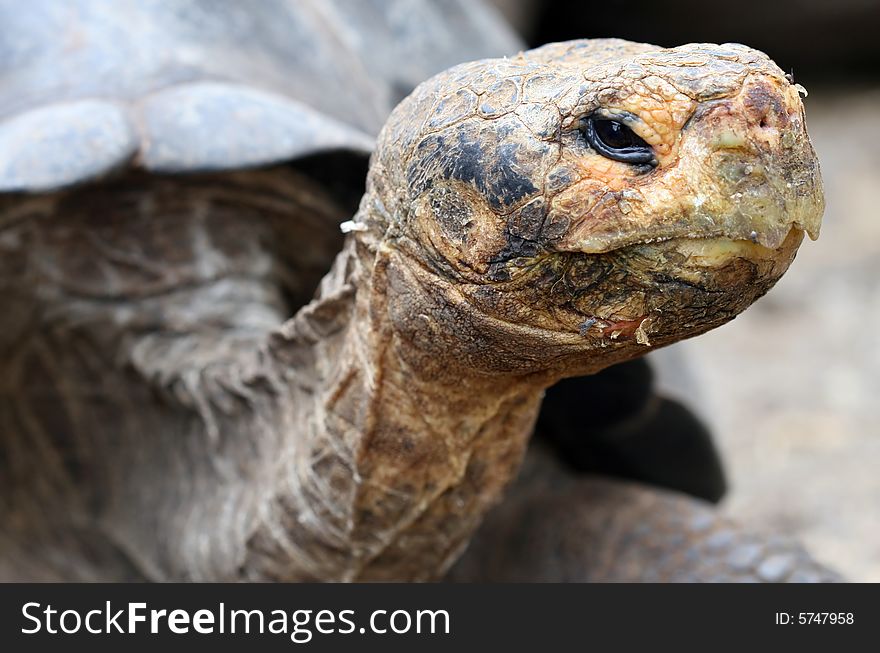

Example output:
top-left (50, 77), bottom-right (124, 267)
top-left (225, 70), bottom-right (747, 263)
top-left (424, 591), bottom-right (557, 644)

top-left (361, 39), bottom-right (824, 377)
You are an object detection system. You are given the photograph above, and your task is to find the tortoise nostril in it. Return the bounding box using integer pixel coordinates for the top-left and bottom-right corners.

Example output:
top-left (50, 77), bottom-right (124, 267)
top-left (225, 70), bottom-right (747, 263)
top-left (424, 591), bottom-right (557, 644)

top-left (742, 80), bottom-right (787, 132)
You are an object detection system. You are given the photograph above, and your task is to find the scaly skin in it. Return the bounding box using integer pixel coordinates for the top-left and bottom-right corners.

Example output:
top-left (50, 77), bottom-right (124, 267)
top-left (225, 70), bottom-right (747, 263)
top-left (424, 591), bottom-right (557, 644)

top-left (0, 40), bottom-right (825, 581)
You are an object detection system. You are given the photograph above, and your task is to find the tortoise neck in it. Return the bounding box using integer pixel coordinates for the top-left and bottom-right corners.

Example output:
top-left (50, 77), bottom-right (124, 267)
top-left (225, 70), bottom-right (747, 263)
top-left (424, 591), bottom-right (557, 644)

top-left (335, 276), bottom-right (544, 581)
top-left (258, 237), bottom-right (544, 581)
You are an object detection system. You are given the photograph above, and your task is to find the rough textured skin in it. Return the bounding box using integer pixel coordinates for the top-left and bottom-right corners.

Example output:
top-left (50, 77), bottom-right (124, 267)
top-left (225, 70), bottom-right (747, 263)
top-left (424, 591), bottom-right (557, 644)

top-left (0, 29), bottom-right (828, 580)
top-left (361, 41), bottom-right (821, 380)
top-left (449, 446), bottom-right (841, 582)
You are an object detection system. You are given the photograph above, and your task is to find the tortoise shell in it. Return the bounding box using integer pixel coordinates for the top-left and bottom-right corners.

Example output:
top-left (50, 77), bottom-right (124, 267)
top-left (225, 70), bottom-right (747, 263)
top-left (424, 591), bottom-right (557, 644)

top-left (0, 0), bottom-right (520, 191)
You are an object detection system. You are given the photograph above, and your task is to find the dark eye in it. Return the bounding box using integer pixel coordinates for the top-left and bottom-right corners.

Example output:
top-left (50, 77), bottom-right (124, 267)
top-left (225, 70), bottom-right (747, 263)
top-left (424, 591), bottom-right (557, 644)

top-left (581, 116), bottom-right (657, 166)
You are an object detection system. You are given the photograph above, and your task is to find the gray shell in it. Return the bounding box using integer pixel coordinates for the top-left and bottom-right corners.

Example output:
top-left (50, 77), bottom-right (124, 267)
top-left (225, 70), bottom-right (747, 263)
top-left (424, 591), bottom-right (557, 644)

top-left (0, 0), bottom-right (520, 192)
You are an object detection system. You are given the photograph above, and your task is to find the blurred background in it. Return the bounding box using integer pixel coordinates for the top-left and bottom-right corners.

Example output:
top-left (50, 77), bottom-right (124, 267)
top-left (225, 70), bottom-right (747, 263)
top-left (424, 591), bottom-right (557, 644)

top-left (491, 0), bottom-right (880, 581)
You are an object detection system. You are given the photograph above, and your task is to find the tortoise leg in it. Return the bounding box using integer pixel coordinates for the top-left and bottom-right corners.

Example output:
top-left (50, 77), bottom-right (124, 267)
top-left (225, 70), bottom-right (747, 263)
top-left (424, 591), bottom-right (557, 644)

top-left (447, 445), bottom-right (840, 582)
top-left (536, 359), bottom-right (727, 503)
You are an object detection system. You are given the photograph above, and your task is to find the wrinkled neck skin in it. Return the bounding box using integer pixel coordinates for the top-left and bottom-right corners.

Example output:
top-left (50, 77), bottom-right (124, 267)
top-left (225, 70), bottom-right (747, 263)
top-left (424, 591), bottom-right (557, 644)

top-left (258, 227), bottom-right (547, 582)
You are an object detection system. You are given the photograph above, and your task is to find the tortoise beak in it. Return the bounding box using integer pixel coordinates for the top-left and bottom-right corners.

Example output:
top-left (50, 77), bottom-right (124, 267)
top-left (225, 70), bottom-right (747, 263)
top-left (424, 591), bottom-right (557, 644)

top-left (676, 74), bottom-right (824, 249)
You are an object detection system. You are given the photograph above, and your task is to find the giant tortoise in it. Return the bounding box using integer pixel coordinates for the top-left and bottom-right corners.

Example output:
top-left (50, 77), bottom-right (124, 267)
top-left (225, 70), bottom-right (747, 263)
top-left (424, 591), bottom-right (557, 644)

top-left (0, 0), bottom-right (833, 581)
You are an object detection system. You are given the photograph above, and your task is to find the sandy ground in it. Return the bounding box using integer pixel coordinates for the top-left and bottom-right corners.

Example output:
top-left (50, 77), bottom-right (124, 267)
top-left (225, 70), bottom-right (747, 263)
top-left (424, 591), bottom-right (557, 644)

top-left (655, 87), bottom-right (880, 581)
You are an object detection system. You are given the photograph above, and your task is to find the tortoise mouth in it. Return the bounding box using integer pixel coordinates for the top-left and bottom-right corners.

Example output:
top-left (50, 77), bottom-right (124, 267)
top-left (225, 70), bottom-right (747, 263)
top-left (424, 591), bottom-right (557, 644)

top-left (477, 226), bottom-right (805, 294)
top-left (623, 228), bottom-right (801, 264)
top-left (530, 226), bottom-right (805, 286)
top-left (564, 223), bottom-right (808, 257)
top-left (614, 227), bottom-right (805, 292)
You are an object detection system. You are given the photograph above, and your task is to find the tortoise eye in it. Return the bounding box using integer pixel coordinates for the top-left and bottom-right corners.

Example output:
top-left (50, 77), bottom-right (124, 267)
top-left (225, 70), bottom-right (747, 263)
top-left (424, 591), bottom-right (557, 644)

top-left (581, 116), bottom-right (657, 166)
